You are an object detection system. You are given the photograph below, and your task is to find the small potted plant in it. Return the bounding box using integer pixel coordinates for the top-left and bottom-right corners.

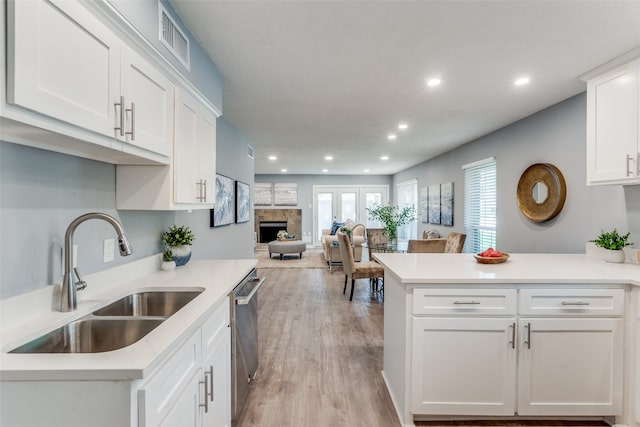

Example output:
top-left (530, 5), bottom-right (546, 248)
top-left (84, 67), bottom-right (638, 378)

top-left (339, 225), bottom-right (353, 242)
top-left (161, 249), bottom-right (176, 271)
top-left (161, 225), bottom-right (195, 266)
top-left (277, 230), bottom-right (292, 241)
top-left (591, 229), bottom-right (632, 263)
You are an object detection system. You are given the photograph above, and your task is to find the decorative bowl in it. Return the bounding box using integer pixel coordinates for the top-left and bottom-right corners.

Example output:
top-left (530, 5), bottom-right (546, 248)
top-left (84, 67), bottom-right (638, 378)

top-left (474, 253), bottom-right (509, 264)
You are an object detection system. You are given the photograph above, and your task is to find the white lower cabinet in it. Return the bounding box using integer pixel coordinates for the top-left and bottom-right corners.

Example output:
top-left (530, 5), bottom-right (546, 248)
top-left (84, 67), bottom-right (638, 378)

top-left (411, 287), bottom-right (625, 418)
top-left (140, 301), bottom-right (231, 427)
top-left (412, 317), bottom-right (517, 415)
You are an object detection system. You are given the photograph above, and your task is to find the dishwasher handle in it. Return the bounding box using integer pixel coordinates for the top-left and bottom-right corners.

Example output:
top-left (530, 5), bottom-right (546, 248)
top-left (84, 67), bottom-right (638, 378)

top-left (235, 277), bottom-right (266, 305)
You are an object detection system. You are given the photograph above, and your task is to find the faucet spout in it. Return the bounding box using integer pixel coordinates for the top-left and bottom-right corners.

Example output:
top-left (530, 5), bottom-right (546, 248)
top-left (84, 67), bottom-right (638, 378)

top-left (60, 212), bottom-right (133, 312)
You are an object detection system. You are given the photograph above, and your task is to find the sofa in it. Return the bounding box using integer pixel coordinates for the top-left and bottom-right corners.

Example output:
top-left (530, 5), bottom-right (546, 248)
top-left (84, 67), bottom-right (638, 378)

top-left (321, 222), bottom-right (365, 263)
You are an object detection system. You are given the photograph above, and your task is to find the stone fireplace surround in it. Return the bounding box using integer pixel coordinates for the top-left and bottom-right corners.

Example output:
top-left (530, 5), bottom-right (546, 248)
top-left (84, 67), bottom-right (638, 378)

top-left (254, 209), bottom-right (302, 243)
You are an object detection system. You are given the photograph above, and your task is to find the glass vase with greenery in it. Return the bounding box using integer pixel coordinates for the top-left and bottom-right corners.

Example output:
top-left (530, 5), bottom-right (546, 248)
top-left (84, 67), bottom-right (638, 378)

top-left (366, 204), bottom-right (417, 244)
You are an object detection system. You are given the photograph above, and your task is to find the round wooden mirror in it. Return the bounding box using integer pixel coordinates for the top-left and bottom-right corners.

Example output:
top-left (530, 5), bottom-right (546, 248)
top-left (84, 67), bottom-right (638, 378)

top-left (516, 163), bottom-right (566, 223)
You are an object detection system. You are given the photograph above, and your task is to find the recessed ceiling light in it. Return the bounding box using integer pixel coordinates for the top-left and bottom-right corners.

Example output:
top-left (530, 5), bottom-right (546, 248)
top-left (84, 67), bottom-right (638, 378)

top-left (281, 168), bottom-right (288, 173)
top-left (364, 169), bottom-right (370, 173)
top-left (325, 155), bottom-right (333, 161)
top-left (322, 169), bottom-right (328, 173)
top-left (388, 134), bottom-right (397, 141)
top-left (427, 78), bottom-right (441, 87)
top-left (514, 77), bottom-right (530, 86)
top-left (380, 155), bottom-right (389, 161)
top-left (398, 123), bottom-right (408, 130)
top-left (268, 155), bottom-right (277, 161)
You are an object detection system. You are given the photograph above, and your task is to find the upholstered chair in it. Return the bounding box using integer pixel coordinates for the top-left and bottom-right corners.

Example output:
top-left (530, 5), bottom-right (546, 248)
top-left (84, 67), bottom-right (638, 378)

top-left (407, 239), bottom-right (447, 253)
top-left (337, 231), bottom-right (384, 301)
top-left (365, 228), bottom-right (387, 261)
top-left (444, 232), bottom-right (466, 253)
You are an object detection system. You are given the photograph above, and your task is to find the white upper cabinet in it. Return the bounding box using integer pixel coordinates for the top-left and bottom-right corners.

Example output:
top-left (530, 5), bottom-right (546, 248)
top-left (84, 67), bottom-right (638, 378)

top-left (116, 88), bottom-right (217, 211)
top-left (5, 0), bottom-right (173, 163)
top-left (587, 58), bottom-right (640, 185)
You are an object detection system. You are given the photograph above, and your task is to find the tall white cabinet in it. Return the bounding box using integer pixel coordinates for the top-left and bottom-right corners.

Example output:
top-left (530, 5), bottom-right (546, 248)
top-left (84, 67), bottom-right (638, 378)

top-left (586, 57), bottom-right (640, 185)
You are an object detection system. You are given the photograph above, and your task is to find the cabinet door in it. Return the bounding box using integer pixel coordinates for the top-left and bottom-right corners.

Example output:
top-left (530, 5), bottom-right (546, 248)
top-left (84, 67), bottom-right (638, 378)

top-left (587, 60), bottom-right (639, 184)
top-left (159, 369), bottom-right (203, 427)
top-left (517, 318), bottom-right (623, 416)
top-left (7, 0), bottom-right (120, 137)
top-left (174, 89), bottom-right (217, 205)
top-left (121, 46), bottom-right (174, 157)
top-left (411, 317), bottom-right (517, 416)
top-left (202, 329), bottom-right (231, 427)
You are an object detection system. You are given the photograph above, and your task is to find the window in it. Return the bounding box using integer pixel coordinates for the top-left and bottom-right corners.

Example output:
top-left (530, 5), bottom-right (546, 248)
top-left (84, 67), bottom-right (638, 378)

top-left (396, 179), bottom-right (418, 241)
top-left (463, 157), bottom-right (497, 253)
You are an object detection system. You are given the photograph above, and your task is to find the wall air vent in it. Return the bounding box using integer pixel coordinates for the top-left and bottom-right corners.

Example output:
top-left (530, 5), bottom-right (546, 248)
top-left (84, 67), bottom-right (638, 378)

top-left (159, 3), bottom-right (190, 70)
top-left (248, 145), bottom-right (255, 159)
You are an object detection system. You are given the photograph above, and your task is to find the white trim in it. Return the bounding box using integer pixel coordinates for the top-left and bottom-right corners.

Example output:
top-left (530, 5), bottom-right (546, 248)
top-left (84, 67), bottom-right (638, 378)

top-left (396, 178), bottom-right (417, 186)
top-left (462, 156), bottom-right (496, 170)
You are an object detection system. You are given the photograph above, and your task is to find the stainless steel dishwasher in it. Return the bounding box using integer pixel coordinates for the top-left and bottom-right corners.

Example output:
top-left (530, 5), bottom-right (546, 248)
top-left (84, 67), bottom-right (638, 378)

top-left (230, 268), bottom-right (265, 425)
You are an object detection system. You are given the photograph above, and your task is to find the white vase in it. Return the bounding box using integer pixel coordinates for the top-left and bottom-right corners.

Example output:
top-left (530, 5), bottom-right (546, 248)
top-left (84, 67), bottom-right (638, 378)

top-left (603, 249), bottom-right (625, 263)
top-left (161, 260), bottom-right (176, 271)
top-left (171, 245), bottom-right (192, 266)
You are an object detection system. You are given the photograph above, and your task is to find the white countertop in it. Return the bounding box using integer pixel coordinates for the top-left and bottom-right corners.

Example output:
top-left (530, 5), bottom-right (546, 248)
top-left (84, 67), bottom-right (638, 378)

top-left (0, 257), bottom-right (257, 381)
top-left (373, 253), bottom-right (640, 286)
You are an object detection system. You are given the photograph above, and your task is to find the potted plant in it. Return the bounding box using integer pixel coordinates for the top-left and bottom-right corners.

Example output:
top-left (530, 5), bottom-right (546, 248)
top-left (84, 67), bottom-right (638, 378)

top-left (366, 204), bottom-right (417, 245)
top-left (591, 229), bottom-right (632, 263)
top-left (161, 249), bottom-right (176, 271)
top-left (162, 225), bottom-right (195, 266)
top-left (339, 225), bottom-right (353, 242)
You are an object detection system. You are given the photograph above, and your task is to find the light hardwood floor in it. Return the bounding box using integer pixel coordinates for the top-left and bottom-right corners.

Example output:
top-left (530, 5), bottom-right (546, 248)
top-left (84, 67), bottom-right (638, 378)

top-left (236, 267), bottom-right (609, 427)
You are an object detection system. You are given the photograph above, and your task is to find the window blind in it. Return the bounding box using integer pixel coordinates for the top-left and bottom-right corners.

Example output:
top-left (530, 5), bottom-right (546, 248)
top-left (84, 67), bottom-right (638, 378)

top-left (463, 158), bottom-right (497, 253)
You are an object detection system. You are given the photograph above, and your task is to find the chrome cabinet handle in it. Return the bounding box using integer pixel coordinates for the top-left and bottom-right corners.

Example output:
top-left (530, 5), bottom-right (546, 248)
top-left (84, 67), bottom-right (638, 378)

top-left (114, 96), bottom-right (124, 136)
top-left (207, 366), bottom-right (214, 401)
top-left (561, 301), bottom-right (590, 306)
top-left (509, 323), bottom-right (516, 349)
top-left (453, 300), bottom-right (480, 305)
top-left (125, 102), bottom-right (135, 140)
top-left (524, 322), bottom-right (531, 349)
top-left (199, 375), bottom-right (209, 413)
top-left (196, 179), bottom-right (207, 202)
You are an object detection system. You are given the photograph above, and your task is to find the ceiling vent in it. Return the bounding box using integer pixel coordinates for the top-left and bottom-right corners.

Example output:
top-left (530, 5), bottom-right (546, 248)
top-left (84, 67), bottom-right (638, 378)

top-left (158, 3), bottom-right (190, 70)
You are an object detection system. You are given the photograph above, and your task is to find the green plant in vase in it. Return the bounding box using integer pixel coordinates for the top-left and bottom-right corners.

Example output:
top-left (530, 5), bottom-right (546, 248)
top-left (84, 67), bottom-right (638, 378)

top-left (366, 204), bottom-right (417, 245)
top-left (590, 228), bottom-right (632, 263)
top-left (161, 225), bottom-right (195, 266)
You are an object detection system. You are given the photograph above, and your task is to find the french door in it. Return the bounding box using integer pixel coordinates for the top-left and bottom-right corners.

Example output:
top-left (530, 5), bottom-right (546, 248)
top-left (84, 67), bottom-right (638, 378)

top-left (313, 185), bottom-right (388, 246)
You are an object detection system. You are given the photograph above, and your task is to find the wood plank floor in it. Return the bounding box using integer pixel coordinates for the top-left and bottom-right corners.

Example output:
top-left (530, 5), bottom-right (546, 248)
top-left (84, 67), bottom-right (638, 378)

top-left (236, 267), bottom-right (609, 427)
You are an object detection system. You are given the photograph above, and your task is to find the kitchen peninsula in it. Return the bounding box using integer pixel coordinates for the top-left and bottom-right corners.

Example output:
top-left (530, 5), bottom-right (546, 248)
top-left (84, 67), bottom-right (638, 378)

top-left (373, 253), bottom-right (640, 427)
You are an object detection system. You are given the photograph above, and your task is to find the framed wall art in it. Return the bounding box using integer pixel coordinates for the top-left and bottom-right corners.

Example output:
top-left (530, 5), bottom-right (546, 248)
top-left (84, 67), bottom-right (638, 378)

top-left (274, 183), bottom-right (298, 206)
top-left (420, 186), bottom-right (429, 224)
top-left (235, 181), bottom-right (251, 223)
top-left (428, 184), bottom-right (441, 225)
top-left (440, 182), bottom-right (454, 226)
top-left (210, 174), bottom-right (235, 227)
top-left (254, 182), bottom-right (273, 206)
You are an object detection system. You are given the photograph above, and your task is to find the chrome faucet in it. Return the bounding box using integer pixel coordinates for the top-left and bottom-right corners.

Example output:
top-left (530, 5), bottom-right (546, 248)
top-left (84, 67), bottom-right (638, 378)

top-left (60, 212), bottom-right (133, 312)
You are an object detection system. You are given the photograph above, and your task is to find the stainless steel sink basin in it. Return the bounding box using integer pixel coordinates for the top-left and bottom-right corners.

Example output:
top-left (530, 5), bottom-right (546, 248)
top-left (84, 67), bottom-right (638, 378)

top-left (93, 290), bottom-right (202, 317)
top-left (9, 318), bottom-right (163, 353)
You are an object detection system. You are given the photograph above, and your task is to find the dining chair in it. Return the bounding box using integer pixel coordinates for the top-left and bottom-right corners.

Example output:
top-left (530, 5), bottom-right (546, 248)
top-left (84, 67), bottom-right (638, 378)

top-left (365, 228), bottom-right (387, 261)
top-left (407, 238), bottom-right (447, 253)
top-left (337, 231), bottom-right (384, 301)
top-left (444, 232), bottom-right (466, 253)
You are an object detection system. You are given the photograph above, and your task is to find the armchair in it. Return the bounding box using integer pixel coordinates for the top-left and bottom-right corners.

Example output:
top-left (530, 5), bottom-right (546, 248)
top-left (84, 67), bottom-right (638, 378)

top-left (321, 221), bottom-right (365, 263)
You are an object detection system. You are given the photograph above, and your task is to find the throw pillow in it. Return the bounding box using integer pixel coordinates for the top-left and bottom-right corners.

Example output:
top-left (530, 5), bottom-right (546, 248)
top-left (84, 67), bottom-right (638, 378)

top-left (330, 222), bottom-right (344, 235)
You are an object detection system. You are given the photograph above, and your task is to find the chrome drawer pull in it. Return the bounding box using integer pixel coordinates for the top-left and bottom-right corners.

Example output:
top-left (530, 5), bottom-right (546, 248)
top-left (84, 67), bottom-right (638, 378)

top-left (453, 300), bottom-right (480, 305)
top-left (561, 301), bottom-right (590, 306)
top-left (125, 102), bottom-right (135, 140)
top-left (509, 323), bottom-right (516, 349)
top-left (199, 376), bottom-right (209, 413)
top-left (114, 96), bottom-right (125, 136)
top-left (524, 322), bottom-right (531, 349)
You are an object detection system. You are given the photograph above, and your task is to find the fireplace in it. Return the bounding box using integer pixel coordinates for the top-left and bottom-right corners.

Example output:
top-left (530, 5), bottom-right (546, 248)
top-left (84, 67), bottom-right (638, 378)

top-left (254, 209), bottom-right (302, 243)
top-left (259, 221), bottom-right (288, 243)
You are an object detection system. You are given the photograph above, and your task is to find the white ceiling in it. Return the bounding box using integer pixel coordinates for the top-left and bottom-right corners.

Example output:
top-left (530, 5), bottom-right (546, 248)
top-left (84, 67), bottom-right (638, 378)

top-left (169, 0), bottom-right (640, 175)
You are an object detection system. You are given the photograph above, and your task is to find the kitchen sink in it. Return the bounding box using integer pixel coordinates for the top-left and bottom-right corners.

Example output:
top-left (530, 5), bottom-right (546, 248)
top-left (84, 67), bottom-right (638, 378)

top-left (92, 290), bottom-right (202, 317)
top-left (9, 318), bottom-right (164, 353)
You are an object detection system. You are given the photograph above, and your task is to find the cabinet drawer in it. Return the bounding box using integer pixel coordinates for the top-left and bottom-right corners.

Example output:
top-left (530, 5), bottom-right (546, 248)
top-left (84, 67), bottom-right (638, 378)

top-left (519, 288), bottom-right (625, 316)
top-left (139, 329), bottom-right (202, 427)
top-left (201, 299), bottom-right (229, 358)
top-left (413, 288), bottom-right (517, 316)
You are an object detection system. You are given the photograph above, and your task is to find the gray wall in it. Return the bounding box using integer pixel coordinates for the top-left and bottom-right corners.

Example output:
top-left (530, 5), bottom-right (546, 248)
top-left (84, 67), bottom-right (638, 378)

top-left (254, 174), bottom-right (393, 240)
top-left (0, 117), bottom-right (254, 299)
top-left (394, 93), bottom-right (640, 253)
